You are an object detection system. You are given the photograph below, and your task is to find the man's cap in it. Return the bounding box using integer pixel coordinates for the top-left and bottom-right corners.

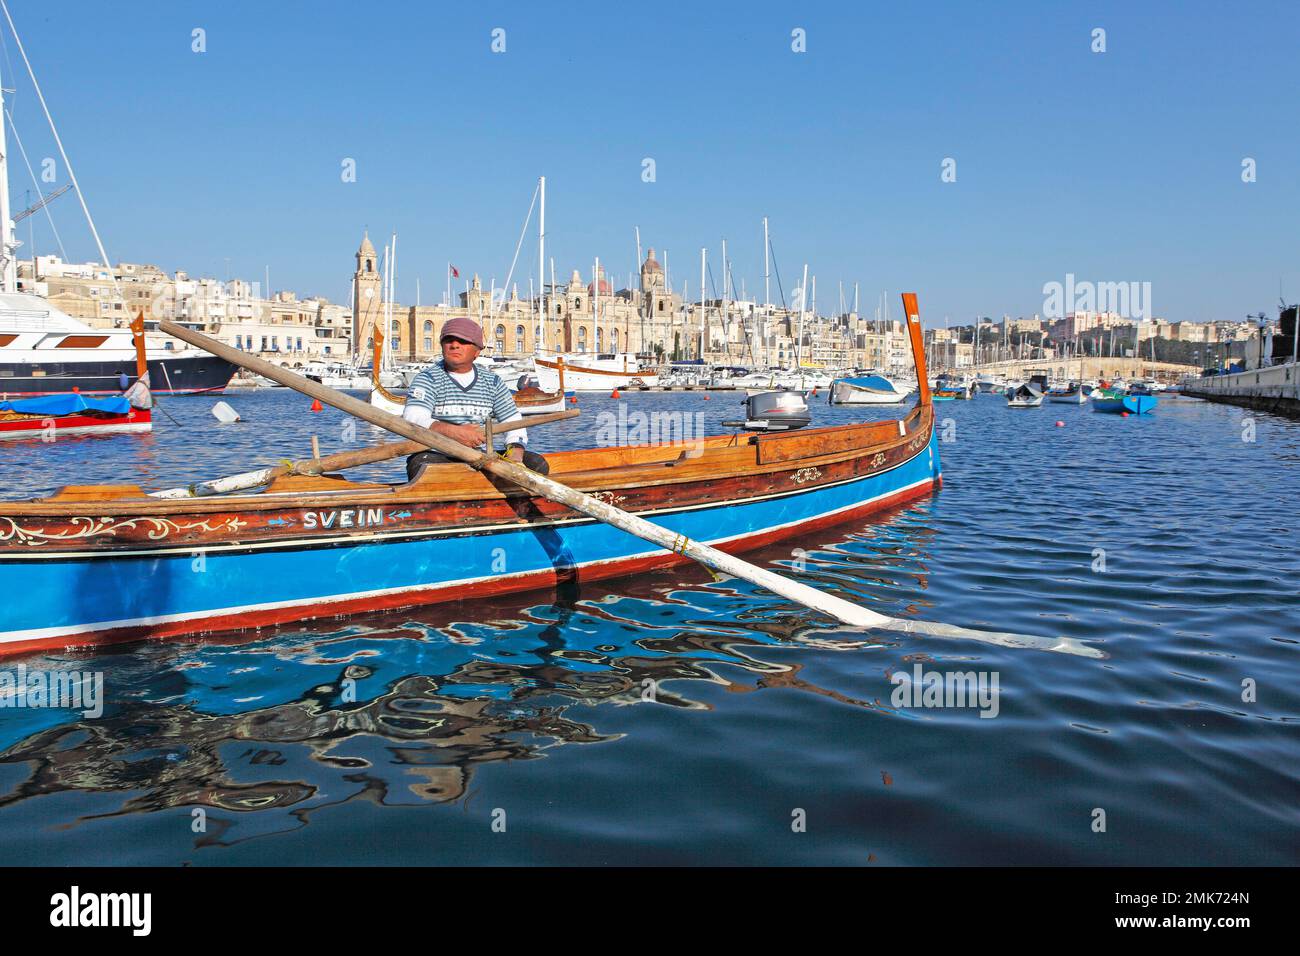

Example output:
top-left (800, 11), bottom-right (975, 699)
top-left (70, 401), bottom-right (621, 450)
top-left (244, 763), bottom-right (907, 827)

top-left (439, 317), bottom-right (484, 349)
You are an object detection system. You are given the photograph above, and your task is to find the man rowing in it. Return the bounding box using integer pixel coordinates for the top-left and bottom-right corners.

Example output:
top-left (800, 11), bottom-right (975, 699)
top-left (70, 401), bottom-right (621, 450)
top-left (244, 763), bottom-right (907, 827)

top-left (402, 317), bottom-right (550, 478)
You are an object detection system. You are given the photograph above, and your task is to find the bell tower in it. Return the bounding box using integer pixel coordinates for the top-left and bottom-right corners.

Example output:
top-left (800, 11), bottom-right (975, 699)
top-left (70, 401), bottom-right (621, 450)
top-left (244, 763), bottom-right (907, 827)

top-left (353, 231), bottom-right (381, 358)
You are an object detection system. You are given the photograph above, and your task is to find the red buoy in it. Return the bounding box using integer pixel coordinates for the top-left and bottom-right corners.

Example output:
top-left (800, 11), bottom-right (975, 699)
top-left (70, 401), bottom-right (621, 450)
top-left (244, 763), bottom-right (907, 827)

top-left (569, 396), bottom-right (577, 404)
top-left (310, 398), bottom-right (323, 412)
top-left (703, 394), bottom-right (710, 400)
top-left (1055, 420), bottom-right (1064, 427)
top-left (72, 387), bottom-right (80, 393)
top-left (611, 389), bottom-right (620, 399)
top-left (1121, 411), bottom-right (1129, 418)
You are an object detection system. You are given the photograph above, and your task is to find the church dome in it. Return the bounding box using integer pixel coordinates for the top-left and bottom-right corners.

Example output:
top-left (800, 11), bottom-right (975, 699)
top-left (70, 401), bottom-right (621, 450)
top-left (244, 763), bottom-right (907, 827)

top-left (358, 231), bottom-right (376, 256)
top-left (642, 248), bottom-right (663, 273)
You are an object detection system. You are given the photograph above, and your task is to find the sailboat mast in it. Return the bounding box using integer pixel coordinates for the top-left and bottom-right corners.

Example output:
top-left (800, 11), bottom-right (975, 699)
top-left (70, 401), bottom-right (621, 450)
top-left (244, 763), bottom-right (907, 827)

top-left (699, 247), bottom-right (706, 361)
top-left (721, 238), bottom-right (728, 363)
top-left (797, 263), bottom-right (808, 368)
top-left (763, 217), bottom-right (770, 311)
top-left (0, 58), bottom-right (13, 293)
top-left (537, 175), bottom-right (545, 354)
top-left (389, 233), bottom-right (397, 367)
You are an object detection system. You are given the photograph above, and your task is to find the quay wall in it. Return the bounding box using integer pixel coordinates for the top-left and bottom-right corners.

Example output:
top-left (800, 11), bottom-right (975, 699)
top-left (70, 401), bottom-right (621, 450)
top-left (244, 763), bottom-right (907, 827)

top-left (1183, 361), bottom-right (1300, 419)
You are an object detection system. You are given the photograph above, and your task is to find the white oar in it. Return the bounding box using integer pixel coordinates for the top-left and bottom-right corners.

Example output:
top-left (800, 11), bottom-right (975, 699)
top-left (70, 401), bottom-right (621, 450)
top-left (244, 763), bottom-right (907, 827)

top-left (161, 322), bottom-right (1102, 657)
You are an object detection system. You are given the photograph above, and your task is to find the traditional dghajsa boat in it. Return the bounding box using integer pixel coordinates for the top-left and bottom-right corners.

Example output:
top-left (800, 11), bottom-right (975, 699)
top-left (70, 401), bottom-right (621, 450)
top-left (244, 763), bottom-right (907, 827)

top-left (0, 294), bottom-right (945, 658)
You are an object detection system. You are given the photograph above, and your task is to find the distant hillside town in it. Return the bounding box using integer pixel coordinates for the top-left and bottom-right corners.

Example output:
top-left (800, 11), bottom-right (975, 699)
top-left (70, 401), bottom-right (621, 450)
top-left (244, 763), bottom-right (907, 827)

top-left (15, 241), bottom-right (1273, 375)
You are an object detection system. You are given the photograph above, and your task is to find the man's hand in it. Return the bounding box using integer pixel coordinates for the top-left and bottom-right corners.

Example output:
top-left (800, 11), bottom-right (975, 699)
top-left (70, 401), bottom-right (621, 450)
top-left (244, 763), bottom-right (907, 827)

top-left (439, 422), bottom-right (485, 448)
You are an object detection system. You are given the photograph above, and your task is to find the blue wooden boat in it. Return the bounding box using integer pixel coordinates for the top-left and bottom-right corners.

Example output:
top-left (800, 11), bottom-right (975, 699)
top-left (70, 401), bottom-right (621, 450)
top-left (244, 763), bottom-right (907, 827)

top-left (1091, 388), bottom-right (1157, 415)
top-left (0, 299), bottom-right (945, 658)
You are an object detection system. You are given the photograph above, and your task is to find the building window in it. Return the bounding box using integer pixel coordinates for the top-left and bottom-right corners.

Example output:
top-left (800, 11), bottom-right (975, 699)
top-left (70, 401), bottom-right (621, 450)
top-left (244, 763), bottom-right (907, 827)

top-left (495, 324), bottom-right (506, 351)
top-left (573, 298), bottom-right (580, 310)
top-left (612, 329), bottom-right (619, 351)
top-left (424, 337), bottom-right (432, 351)
top-left (366, 260), bottom-right (372, 273)
top-left (297, 337), bottom-right (303, 351)
top-left (423, 320), bottom-right (433, 333)
top-left (391, 319), bottom-right (400, 332)
top-left (515, 325), bottom-right (525, 349)
top-left (261, 336), bottom-right (268, 351)
top-left (596, 328), bottom-right (603, 352)
top-left (577, 327), bottom-right (587, 351)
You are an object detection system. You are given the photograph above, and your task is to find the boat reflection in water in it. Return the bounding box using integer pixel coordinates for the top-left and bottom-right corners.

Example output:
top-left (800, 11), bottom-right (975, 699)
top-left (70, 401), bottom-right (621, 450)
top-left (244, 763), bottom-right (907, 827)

top-left (0, 505), bottom-right (935, 849)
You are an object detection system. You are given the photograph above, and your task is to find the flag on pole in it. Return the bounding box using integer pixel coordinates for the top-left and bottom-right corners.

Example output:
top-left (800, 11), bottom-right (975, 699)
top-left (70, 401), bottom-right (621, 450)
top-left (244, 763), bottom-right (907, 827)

top-left (449, 265), bottom-right (460, 278)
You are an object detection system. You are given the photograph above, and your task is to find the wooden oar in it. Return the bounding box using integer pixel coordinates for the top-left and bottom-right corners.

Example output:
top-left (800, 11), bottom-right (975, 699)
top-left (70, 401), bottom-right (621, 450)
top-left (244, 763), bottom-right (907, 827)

top-left (160, 321), bottom-right (1102, 657)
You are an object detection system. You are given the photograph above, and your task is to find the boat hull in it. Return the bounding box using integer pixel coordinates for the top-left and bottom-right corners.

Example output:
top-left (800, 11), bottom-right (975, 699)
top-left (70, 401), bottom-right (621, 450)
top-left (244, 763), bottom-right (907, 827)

top-left (0, 409), bottom-right (151, 440)
top-left (0, 354), bottom-right (235, 397)
top-left (830, 380), bottom-right (909, 404)
top-left (535, 358), bottom-right (659, 392)
top-left (0, 420), bottom-right (942, 656)
top-left (1093, 395), bottom-right (1158, 414)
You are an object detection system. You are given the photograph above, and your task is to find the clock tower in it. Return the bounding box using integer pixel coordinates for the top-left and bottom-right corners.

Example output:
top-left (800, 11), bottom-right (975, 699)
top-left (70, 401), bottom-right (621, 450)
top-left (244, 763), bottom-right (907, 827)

top-left (353, 231), bottom-right (381, 358)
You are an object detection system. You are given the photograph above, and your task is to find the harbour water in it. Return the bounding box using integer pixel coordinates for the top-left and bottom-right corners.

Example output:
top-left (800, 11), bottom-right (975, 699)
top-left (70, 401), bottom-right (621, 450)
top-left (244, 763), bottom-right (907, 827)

top-left (0, 390), bottom-right (1297, 865)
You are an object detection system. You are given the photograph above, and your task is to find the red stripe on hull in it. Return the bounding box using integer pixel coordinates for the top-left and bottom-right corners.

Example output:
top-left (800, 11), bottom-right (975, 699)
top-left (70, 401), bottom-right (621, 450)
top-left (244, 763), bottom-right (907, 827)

top-left (0, 410), bottom-right (151, 437)
top-left (0, 475), bottom-right (940, 659)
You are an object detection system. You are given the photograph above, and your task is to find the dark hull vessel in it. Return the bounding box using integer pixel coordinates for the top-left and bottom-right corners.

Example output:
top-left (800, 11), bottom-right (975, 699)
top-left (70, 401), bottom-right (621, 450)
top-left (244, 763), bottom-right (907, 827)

top-left (0, 354), bottom-right (235, 396)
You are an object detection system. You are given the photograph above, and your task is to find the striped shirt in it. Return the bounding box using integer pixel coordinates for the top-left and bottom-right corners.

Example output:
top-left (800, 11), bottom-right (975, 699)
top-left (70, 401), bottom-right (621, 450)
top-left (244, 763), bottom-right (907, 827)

top-left (403, 361), bottom-right (527, 446)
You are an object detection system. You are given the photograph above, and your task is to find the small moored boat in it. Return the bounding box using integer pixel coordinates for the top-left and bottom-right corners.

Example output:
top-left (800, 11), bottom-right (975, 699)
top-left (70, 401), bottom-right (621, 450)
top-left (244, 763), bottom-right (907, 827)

top-left (829, 374), bottom-right (911, 405)
top-left (1091, 387), bottom-right (1157, 415)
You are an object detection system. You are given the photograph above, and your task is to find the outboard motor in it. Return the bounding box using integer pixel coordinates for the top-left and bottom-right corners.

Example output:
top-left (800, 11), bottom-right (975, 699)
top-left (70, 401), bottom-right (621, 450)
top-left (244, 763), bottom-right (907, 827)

top-left (722, 389), bottom-right (812, 432)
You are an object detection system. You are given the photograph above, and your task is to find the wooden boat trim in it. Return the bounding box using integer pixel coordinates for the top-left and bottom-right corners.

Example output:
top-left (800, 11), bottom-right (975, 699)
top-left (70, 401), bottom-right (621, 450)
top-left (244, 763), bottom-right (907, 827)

top-left (6, 454), bottom-right (939, 561)
top-left (6, 405), bottom-right (931, 520)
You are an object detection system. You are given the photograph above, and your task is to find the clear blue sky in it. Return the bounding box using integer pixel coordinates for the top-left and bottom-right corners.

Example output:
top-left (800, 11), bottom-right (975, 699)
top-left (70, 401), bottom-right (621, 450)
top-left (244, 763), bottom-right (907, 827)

top-left (4, 0), bottom-right (1298, 325)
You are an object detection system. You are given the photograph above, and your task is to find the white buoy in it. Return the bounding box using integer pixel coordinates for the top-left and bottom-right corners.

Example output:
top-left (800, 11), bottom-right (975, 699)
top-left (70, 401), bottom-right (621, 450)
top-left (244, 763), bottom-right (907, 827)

top-left (211, 401), bottom-right (241, 423)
